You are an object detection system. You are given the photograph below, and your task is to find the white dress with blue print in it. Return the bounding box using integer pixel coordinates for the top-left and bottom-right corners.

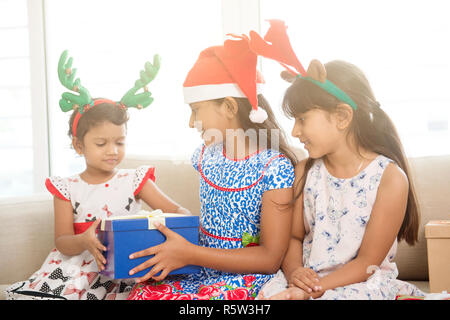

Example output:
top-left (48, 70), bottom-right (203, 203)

top-left (127, 143), bottom-right (295, 300)
top-left (262, 155), bottom-right (424, 300)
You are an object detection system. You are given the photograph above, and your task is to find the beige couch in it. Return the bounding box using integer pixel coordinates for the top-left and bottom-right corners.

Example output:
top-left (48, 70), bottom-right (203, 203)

top-left (1, 154), bottom-right (449, 299)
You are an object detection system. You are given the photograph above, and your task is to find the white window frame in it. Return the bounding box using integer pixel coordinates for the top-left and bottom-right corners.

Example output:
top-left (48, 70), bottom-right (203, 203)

top-left (28, 0), bottom-right (49, 194)
top-left (221, 0), bottom-right (260, 37)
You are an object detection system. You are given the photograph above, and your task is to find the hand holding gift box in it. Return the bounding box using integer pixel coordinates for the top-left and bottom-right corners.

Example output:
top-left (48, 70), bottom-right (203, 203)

top-left (81, 218), bottom-right (107, 272)
top-left (98, 209), bottom-right (200, 280)
top-left (128, 218), bottom-right (199, 283)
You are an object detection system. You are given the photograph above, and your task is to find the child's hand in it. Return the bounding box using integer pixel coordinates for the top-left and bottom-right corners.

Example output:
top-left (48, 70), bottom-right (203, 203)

top-left (81, 218), bottom-right (107, 272)
top-left (128, 221), bottom-right (193, 282)
top-left (258, 286), bottom-right (310, 300)
top-left (288, 267), bottom-right (322, 294)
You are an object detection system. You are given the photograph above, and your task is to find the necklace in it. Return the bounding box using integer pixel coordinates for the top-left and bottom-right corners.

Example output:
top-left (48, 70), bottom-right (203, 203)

top-left (356, 159), bottom-right (364, 174)
top-left (324, 157), bottom-right (365, 177)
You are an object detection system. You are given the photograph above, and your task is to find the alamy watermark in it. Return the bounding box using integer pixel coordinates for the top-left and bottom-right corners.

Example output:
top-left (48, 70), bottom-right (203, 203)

top-left (168, 120), bottom-right (282, 165)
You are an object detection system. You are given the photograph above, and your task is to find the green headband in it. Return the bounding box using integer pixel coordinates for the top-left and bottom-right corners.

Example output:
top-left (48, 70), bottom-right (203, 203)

top-left (297, 74), bottom-right (357, 110)
top-left (58, 50), bottom-right (161, 114)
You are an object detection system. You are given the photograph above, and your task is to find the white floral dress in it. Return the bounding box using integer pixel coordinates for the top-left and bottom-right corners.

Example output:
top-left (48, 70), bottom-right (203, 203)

top-left (261, 155), bottom-right (425, 300)
top-left (5, 166), bottom-right (155, 300)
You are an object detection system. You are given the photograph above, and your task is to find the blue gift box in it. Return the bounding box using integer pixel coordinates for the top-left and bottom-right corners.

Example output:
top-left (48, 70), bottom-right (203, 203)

top-left (98, 211), bottom-right (201, 279)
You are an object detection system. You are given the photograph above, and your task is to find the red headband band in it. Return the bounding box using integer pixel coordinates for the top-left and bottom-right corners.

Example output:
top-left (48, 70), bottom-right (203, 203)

top-left (72, 99), bottom-right (125, 138)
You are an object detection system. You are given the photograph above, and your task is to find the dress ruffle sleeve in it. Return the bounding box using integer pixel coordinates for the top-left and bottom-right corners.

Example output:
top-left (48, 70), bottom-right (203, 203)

top-left (133, 165), bottom-right (156, 196)
top-left (263, 154), bottom-right (295, 191)
top-left (191, 144), bottom-right (204, 172)
top-left (45, 177), bottom-right (71, 201)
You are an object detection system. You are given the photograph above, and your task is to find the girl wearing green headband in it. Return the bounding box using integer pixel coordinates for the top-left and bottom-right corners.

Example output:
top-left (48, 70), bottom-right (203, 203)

top-left (252, 20), bottom-right (424, 300)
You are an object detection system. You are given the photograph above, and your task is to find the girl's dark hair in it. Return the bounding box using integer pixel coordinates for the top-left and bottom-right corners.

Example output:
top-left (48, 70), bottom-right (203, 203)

top-left (68, 100), bottom-right (129, 141)
top-left (214, 94), bottom-right (298, 167)
top-left (282, 60), bottom-right (420, 245)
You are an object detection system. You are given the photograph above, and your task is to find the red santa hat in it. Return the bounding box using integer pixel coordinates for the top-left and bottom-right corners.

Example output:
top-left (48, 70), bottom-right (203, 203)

top-left (183, 35), bottom-right (268, 123)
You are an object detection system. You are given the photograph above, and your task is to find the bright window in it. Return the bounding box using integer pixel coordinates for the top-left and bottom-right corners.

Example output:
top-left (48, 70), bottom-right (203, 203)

top-left (44, 0), bottom-right (224, 177)
top-left (1, 0), bottom-right (448, 200)
top-left (0, 0), bottom-right (34, 197)
top-left (260, 0), bottom-right (450, 157)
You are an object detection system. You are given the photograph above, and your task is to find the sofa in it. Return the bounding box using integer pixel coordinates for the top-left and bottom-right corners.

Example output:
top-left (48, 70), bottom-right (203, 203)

top-left (1, 153), bottom-right (449, 299)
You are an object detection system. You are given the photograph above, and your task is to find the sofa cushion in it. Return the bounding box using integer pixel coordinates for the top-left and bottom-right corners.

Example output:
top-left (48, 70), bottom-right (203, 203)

top-left (394, 155), bottom-right (450, 281)
top-left (408, 281), bottom-right (429, 294)
top-left (0, 195), bottom-right (55, 285)
top-left (120, 156), bottom-right (201, 214)
top-left (0, 285), bottom-right (7, 300)
top-left (2, 152), bottom-right (446, 299)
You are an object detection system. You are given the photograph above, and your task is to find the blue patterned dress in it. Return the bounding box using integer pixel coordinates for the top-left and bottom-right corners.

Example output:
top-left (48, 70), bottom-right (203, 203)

top-left (127, 142), bottom-right (295, 300)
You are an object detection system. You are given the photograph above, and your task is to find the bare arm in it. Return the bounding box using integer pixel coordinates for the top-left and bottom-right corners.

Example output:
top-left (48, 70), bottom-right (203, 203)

top-left (137, 179), bottom-right (190, 214)
top-left (282, 160), bottom-right (307, 280)
top-left (53, 196), bottom-right (106, 271)
top-left (188, 187), bottom-right (293, 274)
top-left (279, 160), bottom-right (321, 294)
top-left (129, 187), bottom-right (293, 282)
top-left (310, 163), bottom-right (408, 298)
top-left (53, 196), bottom-right (86, 255)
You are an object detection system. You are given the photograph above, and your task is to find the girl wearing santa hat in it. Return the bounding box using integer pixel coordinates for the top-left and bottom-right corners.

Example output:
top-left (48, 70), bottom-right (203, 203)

top-left (126, 36), bottom-right (298, 300)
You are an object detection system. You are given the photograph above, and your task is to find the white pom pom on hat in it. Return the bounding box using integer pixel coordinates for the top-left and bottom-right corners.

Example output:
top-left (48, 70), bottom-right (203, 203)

top-left (249, 107), bottom-right (268, 123)
top-left (183, 35), bottom-right (267, 123)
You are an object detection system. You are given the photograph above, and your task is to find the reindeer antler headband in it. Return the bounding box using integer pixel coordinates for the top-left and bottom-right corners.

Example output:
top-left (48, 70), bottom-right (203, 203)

top-left (58, 50), bottom-right (161, 137)
top-left (248, 20), bottom-right (357, 110)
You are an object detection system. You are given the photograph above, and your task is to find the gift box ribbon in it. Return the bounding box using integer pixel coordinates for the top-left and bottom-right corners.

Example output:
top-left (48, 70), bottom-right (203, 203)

top-left (100, 209), bottom-right (185, 231)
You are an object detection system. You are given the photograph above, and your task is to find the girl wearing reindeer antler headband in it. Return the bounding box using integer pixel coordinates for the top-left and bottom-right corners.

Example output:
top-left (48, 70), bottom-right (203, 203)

top-left (251, 20), bottom-right (424, 300)
top-left (5, 51), bottom-right (190, 300)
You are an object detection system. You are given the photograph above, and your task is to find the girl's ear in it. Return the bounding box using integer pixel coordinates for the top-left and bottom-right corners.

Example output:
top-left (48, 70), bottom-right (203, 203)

top-left (306, 59), bottom-right (327, 83)
top-left (222, 96), bottom-right (239, 119)
top-left (72, 137), bottom-right (84, 155)
top-left (334, 103), bottom-right (354, 130)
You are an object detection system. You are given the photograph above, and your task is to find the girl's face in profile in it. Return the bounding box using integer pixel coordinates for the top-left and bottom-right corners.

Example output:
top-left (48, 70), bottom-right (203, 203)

top-left (75, 121), bottom-right (127, 174)
top-left (188, 100), bottom-right (229, 146)
top-left (291, 108), bottom-right (341, 159)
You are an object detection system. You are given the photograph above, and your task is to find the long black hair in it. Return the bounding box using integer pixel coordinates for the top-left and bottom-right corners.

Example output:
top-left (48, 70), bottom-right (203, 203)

top-left (68, 100), bottom-right (129, 141)
top-left (282, 60), bottom-right (420, 245)
top-left (214, 94), bottom-right (298, 167)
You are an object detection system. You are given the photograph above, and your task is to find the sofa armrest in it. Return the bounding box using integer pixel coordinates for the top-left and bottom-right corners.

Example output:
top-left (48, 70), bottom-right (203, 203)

top-left (0, 194), bottom-right (55, 285)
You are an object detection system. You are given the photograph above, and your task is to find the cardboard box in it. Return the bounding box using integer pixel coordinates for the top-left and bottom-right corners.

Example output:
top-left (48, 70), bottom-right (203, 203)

top-left (425, 220), bottom-right (450, 293)
top-left (98, 210), bottom-right (201, 279)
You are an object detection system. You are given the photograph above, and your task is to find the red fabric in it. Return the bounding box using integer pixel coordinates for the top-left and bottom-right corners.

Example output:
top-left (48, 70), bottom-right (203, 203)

top-left (183, 47), bottom-right (237, 86)
top-left (73, 222), bottom-right (95, 235)
top-left (245, 242), bottom-right (259, 247)
top-left (72, 111), bottom-right (82, 137)
top-left (395, 295), bottom-right (425, 300)
top-left (183, 37), bottom-right (264, 110)
top-left (200, 224), bottom-right (241, 242)
top-left (45, 178), bottom-right (70, 201)
top-left (249, 19), bottom-right (307, 77)
top-left (214, 36), bottom-right (260, 109)
top-left (133, 166), bottom-right (156, 196)
top-left (72, 98), bottom-right (117, 137)
top-left (127, 276), bottom-right (258, 300)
